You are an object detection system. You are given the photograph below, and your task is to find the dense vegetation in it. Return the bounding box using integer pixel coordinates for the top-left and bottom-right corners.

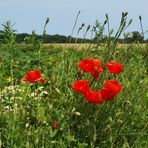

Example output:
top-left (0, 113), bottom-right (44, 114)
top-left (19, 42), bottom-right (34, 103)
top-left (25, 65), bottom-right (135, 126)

top-left (0, 13), bottom-right (148, 147)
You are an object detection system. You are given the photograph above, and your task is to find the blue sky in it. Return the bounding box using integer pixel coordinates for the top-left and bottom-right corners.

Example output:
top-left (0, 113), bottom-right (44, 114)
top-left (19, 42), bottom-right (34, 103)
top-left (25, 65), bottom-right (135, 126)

top-left (0, 0), bottom-right (147, 38)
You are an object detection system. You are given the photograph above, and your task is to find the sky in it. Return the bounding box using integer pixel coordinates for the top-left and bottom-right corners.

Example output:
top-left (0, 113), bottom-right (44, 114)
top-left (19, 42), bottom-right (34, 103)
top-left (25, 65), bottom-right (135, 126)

top-left (0, 0), bottom-right (148, 38)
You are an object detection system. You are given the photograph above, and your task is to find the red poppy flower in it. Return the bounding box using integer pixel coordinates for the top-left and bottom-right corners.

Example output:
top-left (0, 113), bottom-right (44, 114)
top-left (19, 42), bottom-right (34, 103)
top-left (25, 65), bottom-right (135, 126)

top-left (106, 61), bottom-right (123, 74)
top-left (99, 80), bottom-right (122, 101)
top-left (77, 59), bottom-right (103, 79)
top-left (53, 119), bottom-right (57, 129)
top-left (77, 59), bottom-right (94, 72)
top-left (72, 80), bottom-right (90, 94)
top-left (103, 80), bottom-right (122, 94)
top-left (21, 69), bottom-right (46, 84)
top-left (84, 90), bottom-right (104, 104)
top-left (99, 88), bottom-right (116, 100)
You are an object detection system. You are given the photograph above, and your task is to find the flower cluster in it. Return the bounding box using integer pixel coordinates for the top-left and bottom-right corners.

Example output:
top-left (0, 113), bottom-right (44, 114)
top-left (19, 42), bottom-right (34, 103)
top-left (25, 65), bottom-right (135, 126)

top-left (77, 59), bottom-right (103, 80)
top-left (72, 59), bottom-right (123, 104)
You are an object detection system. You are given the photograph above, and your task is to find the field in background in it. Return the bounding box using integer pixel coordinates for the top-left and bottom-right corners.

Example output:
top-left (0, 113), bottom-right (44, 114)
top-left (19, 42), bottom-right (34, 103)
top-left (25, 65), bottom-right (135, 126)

top-left (42, 43), bottom-right (147, 50)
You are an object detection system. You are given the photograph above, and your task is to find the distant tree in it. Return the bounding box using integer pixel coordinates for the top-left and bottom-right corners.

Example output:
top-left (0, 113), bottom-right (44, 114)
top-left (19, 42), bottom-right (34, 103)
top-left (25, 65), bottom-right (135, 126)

top-left (129, 31), bottom-right (144, 43)
top-left (16, 33), bottom-right (29, 43)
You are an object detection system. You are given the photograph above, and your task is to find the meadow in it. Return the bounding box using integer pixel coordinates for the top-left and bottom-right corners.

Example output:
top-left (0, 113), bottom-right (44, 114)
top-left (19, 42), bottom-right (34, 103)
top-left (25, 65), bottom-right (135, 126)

top-left (0, 14), bottom-right (148, 147)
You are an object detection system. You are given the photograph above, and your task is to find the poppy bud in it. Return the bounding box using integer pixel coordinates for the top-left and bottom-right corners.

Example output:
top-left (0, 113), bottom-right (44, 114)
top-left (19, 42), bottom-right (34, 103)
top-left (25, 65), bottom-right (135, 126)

top-left (53, 119), bottom-right (57, 129)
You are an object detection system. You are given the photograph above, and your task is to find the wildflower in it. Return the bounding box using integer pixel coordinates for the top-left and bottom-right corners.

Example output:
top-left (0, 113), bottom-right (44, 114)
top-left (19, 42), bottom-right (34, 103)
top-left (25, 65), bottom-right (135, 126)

top-left (104, 80), bottom-right (122, 94)
top-left (84, 90), bottom-right (104, 104)
top-left (99, 88), bottom-right (116, 100)
top-left (53, 119), bottom-right (57, 129)
top-left (77, 59), bottom-right (94, 72)
top-left (72, 80), bottom-right (90, 94)
top-left (77, 59), bottom-right (103, 80)
top-left (100, 80), bottom-right (122, 100)
top-left (21, 69), bottom-right (45, 84)
top-left (106, 61), bottom-right (123, 74)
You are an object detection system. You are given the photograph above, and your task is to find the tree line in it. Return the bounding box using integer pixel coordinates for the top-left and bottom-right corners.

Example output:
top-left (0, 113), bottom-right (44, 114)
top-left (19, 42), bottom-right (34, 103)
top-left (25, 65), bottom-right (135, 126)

top-left (0, 20), bottom-right (147, 44)
top-left (0, 29), bottom-right (147, 44)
